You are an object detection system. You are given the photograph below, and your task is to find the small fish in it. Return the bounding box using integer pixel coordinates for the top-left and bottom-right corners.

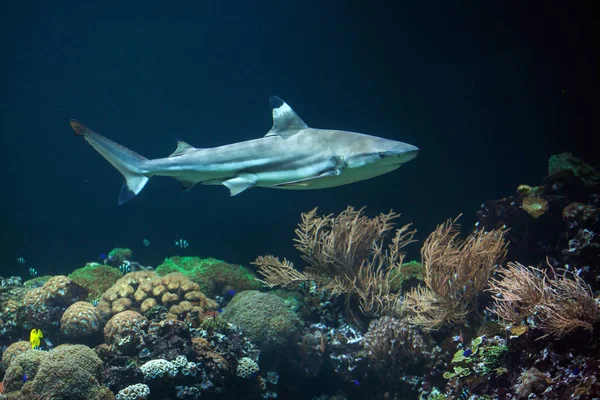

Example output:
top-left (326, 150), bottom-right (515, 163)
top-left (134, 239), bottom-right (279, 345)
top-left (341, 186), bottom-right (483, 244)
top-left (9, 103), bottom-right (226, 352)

top-left (119, 261), bottom-right (132, 273)
top-left (226, 289), bottom-right (237, 297)
top-left (459, 388), bottom-right (470, 400)
top-left (22, 373), bottom-right (27, 383)
top-left (463, 348), bottom-right (473, 357)
top-left (352, 379), bottom-right (360, 386)
top-left (30, 328), bottom-right (43, 349)
top-left (17, 257), bottom-right (25, 264)
top-left (174, 239), bottom-right (189, 249)
top-left (28, 267), bottom-right (38, 278)
top-left (143, 238), bottom-right (150, 247)
top-left (98, 253), bottom-right (107, 261)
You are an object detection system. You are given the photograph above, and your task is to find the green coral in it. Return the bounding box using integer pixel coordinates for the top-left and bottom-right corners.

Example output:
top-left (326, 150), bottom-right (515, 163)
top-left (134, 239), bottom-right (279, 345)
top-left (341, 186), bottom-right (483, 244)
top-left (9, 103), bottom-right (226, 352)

top-left (155, 256), bottom-right (261, 298)
top-left (200, 315), bottom-right (230, 333)
top-left (2, 349), bottom-right (46, 392)
top-left (445, 335), bottom-right (508, 379)
top-left (12, 344), bottom-right (111, 400)
top-left (443, 365), bottom-right (471, 379)
top-left (108, 248), bottom-right (132, 263)
top-left (68, 263), bottom-right (123, 301)
top-left (221, 290), bottom-right (301, 349)
top-left (548, 152), bottom-right (599, 187)
top-left (389, 260), bottom-right (424, 291)
top-left (23, 276), bottom-right (52, 289)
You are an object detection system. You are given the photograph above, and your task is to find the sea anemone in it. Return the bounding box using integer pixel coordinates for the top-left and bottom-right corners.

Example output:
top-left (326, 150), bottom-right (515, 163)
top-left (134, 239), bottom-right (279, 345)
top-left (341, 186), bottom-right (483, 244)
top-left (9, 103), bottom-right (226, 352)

top-left (521, 195), bottom-right (549, 218)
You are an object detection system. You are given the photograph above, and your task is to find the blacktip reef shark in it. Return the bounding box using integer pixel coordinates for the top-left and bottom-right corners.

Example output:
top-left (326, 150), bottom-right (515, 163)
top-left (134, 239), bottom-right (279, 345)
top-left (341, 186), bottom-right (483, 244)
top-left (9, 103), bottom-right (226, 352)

top-left (71, 96), bottom-right (419, 204)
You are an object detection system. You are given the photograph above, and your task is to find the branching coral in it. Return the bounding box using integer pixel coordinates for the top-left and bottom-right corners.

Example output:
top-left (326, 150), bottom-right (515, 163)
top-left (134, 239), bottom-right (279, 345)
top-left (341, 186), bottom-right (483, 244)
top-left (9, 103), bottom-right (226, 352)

top-left (488, 261), bottom-right (600, 339)
top-left (253, 206), bottom-right (416, 317)
top-left (402, 217), bottom-right (508, 331)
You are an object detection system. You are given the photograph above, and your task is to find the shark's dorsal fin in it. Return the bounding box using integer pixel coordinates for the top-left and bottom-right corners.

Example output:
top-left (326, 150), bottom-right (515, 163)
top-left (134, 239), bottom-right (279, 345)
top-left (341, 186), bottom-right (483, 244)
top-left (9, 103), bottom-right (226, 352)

top-left (169, 141), bottom-right (196, 157)
top-left (265, 96), bottom-right (308, 137)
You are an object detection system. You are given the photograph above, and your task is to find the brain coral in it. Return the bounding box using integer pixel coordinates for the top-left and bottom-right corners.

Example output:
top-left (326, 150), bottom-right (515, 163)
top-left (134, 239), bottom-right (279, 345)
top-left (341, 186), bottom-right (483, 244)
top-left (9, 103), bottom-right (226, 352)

top-left (18, 275), bottom-right (88, 331)
top-left (104, 310), bottom-right (148, 354)
top-left (221, 290), bottom-right (301, 349)
top-left (2, 349), bottom-right (46, 392)
top-left (155, 256), bottom-right (261, 298)
top-left (68, 263), bottom-right (123, 301)
top-left (98, 271), bottom-right (217, 326)
top-left (28, 344), bottom-right (113, 400)
top-left (60, 301), bottom-right (104, 337)
top-left (0, 341), bottom-right (31, 372)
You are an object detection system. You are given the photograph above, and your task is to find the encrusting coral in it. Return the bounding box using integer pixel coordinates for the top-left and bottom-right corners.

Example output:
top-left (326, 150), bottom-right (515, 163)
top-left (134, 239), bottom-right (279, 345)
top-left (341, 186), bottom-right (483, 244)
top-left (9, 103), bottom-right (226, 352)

top-left (155, 256), bottom-right (261, 298)
top-left (221, 290), bottom-right (301, 349)
top-left (2, 349), bottom-right (46, 392)
top-left (68, 263), bottom-right (123, 301)
top-left (97, 271), bottom-right (217, 326)
top-left (24, 344), bottom-right (113, 400)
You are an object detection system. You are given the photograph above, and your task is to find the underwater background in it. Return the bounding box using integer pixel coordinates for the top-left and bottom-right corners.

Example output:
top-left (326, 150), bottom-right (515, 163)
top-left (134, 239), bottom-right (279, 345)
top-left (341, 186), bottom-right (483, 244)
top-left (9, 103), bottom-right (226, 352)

top-left (2, 1), bottom-right (597, 275)
top-left (1, 1), bottom-right (599, 400)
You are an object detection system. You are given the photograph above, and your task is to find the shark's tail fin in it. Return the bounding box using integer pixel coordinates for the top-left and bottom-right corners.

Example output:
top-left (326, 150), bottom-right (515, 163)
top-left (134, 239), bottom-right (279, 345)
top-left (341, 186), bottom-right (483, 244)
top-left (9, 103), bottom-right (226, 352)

top-left (70, 120), bottom-right (150, 205)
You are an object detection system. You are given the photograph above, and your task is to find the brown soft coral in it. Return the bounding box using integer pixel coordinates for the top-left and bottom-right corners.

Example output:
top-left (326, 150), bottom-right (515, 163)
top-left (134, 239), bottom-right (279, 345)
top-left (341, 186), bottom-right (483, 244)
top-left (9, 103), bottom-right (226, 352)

top-left (104, 310), bottom-right (148, 354)
top-left (98, 272), bottom-right (217, 326)
top-left (60, 301), bottom-right (104, 337)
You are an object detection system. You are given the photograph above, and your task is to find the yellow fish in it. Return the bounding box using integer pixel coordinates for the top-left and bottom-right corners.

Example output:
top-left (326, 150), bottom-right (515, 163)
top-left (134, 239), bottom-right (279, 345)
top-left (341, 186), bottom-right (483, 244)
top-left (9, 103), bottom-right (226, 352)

top-left (30, 328), bottom-right (43, 349)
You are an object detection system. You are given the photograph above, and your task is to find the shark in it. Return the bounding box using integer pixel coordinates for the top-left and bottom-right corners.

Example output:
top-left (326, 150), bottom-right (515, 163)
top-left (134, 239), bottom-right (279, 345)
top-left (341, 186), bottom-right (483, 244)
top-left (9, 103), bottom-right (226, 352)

top-left (71, 96), bottom-right (419, 204)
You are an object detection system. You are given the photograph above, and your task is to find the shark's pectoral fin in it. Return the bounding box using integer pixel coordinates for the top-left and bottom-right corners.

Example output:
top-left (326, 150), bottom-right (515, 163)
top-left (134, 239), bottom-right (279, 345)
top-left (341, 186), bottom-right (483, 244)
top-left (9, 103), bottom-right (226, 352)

top-left (264, 96), bottom-right (308, 138)
top-left (169, 141), bottom-right (197, 157)
top-left (273, 168), bottom-right (342, 188)
top-left (222, 175), bottom-right (256, 196)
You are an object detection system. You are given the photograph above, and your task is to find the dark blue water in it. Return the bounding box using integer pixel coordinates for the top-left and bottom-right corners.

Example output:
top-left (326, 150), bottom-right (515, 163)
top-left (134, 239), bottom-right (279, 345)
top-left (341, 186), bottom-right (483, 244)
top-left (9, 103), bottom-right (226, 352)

top-left (1, 1), bottom-right (597, 277)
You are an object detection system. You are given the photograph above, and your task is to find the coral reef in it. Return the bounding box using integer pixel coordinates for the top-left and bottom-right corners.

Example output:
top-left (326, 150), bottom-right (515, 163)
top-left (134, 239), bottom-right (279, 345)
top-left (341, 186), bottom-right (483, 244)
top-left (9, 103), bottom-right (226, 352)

top-left (402, 217), bottom-right (508, 331)
top-left (106, 248), bottom-right (133, 267)
top-left (15, 344), bottom-right (113, 400)
top-left (155, 256), bottom-right (261, 298)
top-left (0, 341), bottom-right (31, 376)
top-left (104, 310), bottom-right (148, 354)
top-left (98, 271), bottom-right (217, 326)
top-left (68, 263), bottom-right (123, 301)
top-left (236, 357), bottom-right (259, 378)
top-left (1, 349), bottom-right (46, 392)
top-left (139, 358), bottom-right (178, 380)
top-left (221, 290), bottom-right (301, 349)
top-left (17, 275), bottom-right (88, 333)
top-left (60, 301), bottom-right (104, 337)
top-left (254, 206), bottom-right (416, 317)
top-left (115, 383), bottom-right (149, 400)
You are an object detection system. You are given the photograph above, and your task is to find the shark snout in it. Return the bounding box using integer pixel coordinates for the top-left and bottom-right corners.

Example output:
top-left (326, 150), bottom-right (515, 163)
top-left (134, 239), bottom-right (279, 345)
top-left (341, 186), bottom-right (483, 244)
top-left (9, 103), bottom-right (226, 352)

top-left (389, 143), bottom-right (419, 163)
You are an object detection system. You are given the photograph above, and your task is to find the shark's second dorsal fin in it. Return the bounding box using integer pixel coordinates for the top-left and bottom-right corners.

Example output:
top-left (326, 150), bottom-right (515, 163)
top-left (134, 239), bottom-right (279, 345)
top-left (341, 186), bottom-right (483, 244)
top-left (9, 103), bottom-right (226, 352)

top-left (265, 96), bottom-right (308, 137)
top-left (169, 141), bottom-right (196, 157)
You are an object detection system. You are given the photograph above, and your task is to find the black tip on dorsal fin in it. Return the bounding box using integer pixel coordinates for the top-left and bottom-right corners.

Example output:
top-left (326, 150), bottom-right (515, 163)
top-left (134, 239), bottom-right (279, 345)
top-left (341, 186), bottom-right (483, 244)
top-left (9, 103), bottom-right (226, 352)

top-left (265, 96), bottom-right (308, 137)
top-left (269, 95), bottom-right (285, 109)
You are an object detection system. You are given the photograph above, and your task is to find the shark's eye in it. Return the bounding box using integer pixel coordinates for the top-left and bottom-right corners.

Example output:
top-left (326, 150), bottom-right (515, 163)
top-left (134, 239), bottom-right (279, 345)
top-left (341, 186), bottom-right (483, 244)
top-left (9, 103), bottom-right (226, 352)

top-left (379, 152), bottom-right (386, 158)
